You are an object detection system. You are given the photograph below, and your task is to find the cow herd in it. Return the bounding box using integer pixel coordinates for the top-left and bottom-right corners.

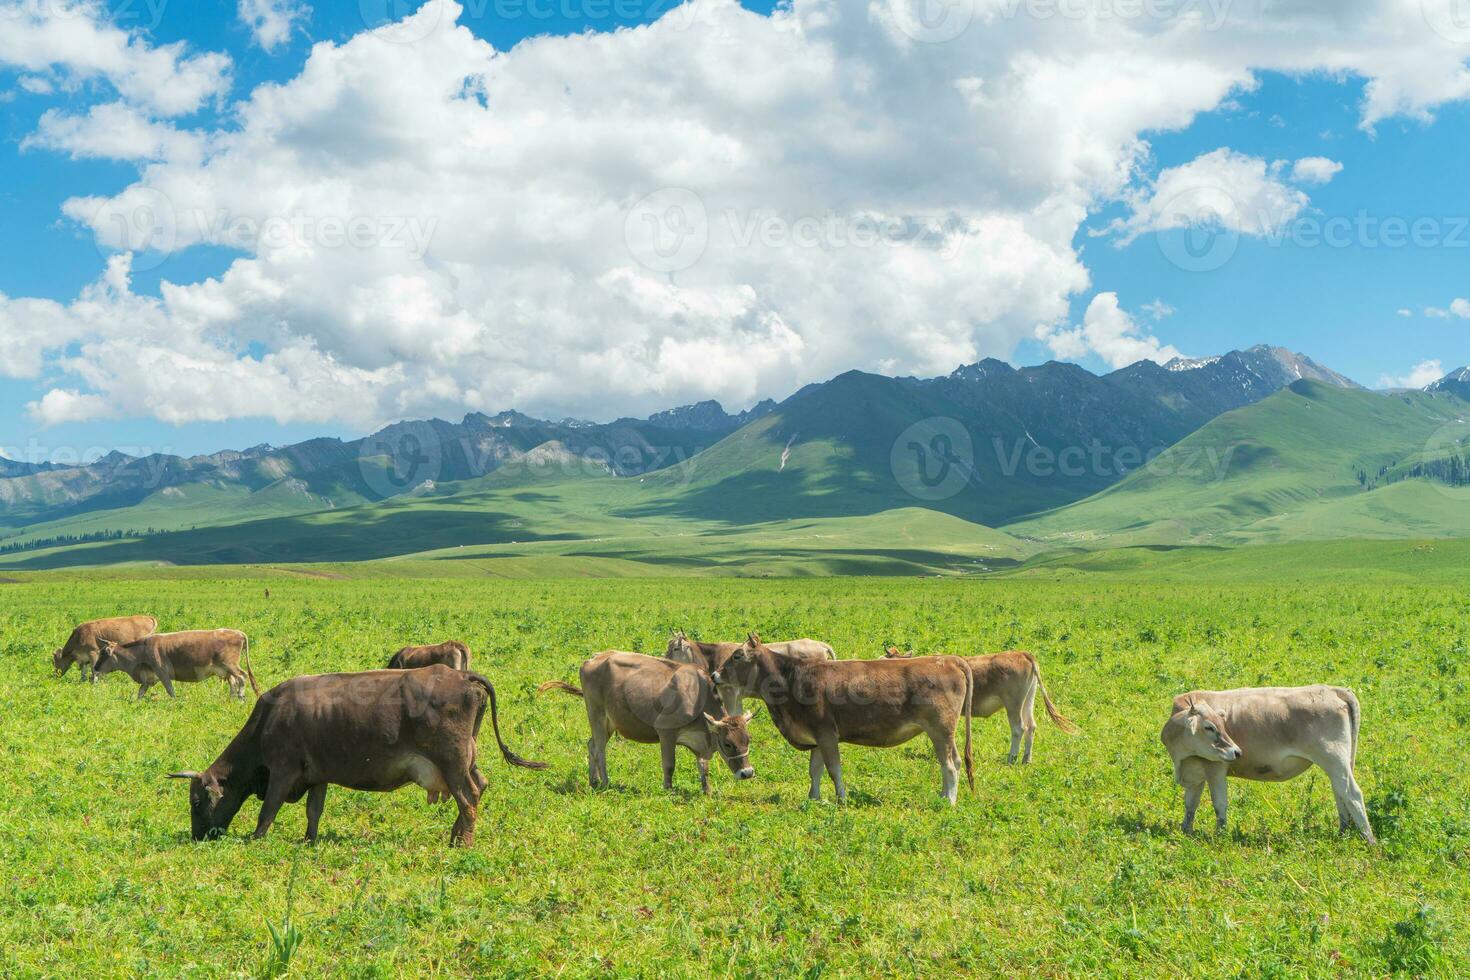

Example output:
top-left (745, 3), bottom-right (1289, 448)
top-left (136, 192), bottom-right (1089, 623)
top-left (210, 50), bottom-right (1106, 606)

top-left (49, 616), bottom-right (1378, 846)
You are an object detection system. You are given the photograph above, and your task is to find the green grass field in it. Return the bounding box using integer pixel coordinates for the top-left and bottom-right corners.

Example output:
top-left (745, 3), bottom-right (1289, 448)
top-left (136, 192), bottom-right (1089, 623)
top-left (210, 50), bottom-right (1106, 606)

top-left (2, 567), bottom-right (1466, 976)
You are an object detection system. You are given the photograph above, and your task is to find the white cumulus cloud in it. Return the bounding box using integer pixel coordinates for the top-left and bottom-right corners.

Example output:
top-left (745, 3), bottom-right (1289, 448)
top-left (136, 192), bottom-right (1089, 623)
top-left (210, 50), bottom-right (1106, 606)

top-left (1378, 359), bottom-right (1445, 389)
top-left (1035, 292), bottom-right (1184, 370)
top-left (0, 0), bottom-right (230, 116)
top-left (1107, 148), bottom-right (1313, 244)
top-left (1290, 156), bottom-right (1343, 184)
top-left (238, 0), bottom-right (310, 52)
top-left (1425, 299), bottom-right (1470, 319)
top-left (6, 0), bottom-right (1470, 426)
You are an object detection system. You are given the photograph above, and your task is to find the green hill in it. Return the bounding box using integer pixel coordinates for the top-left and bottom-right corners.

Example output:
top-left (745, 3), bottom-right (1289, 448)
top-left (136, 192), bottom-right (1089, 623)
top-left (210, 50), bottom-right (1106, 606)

top-left (1010, 382), bottom-right (1470, 546)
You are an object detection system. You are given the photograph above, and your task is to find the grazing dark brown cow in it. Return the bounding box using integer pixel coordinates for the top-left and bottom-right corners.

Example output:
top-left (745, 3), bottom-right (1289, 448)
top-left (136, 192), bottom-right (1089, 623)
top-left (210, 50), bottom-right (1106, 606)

top-left (95, 629), bottom-right (259, 700)
top-left (884, 646), bottom-right (1078, 763)
top-left (388, 640), bottom-right (471, 672)
top-left (53, 615), bottom-right (157, 683)
top-left (168, 666), bottom-right (547, 845)
top-left (539, 651), bottom-right (756, 794)
top-left (715, 634), bottom-right (973, 804)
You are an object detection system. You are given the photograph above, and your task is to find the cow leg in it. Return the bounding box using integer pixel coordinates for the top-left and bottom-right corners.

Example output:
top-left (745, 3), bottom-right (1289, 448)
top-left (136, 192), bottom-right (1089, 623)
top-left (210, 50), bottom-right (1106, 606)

top-left (227, 668), bottom-right (247, 700)
top-left (929, 729), bottom-right (959, 805)
top-left (697, 755), bottom-right (711, 795)
top-left (159, 673), bottom-right (177, 699)
top-left (253, 773), bottom-right (294, 840)
top-left (1181, 778), bottom-right (1205, 834)
top-left (586, 706), bottom-right (609, 789)
top-left (303, 785), bottom-right (327, 843)
top-left (659, 733), bottom-right (678, 791)
top-left (446, 770), bottom-right (481, 848)
top-left (818, 737), bottom-right (846, 804)
top-left (471, 766), bottom-right (488, 795)
top-left (1205, 763), bottom-right (1229, 833)
top-left (136, 679), bottom-right (152, 700)
top-left (1004, 701), bottom-right (1024, 765)
top-left (1320, 757), bottom-right (1376, 844)
top-left (1020, 683), bottom-right (1038, 765)
top-left (808, 750), bottom-right (824, 801)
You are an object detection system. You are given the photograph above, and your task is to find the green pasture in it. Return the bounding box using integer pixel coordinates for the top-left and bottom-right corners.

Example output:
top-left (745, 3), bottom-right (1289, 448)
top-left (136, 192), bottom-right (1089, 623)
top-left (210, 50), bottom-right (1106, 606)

top-left (1, 572), bottom-right (1465, 976)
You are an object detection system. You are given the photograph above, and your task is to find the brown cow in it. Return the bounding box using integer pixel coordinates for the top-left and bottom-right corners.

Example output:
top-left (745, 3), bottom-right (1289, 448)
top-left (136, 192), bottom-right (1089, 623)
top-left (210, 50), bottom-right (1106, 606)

top-left (167, 666), bottom-right (546, 845)
top-left (883, 647), bottom-right (1078, 763)
top-left (715, 634), bottom-right (973, 804)
top-left (388, 640), bottom-right (471, 671)
top-left (665, 632), bottom-right (835, 709)
top-left (539, 651), bottom-right (756, 794)
top-left (53, 615), bottom-right (157, 683)
top-left (95, 629), bottom-right (259, 700)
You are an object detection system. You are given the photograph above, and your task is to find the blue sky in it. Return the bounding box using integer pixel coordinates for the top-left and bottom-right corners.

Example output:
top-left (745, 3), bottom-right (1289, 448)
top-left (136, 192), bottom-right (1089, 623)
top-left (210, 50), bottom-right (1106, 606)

top-left (1, 0), bottom-right (1467, 461)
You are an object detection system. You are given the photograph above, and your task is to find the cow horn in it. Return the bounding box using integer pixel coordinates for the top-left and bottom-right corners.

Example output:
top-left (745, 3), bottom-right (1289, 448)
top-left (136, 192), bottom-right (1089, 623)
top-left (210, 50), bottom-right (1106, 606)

top-left (166, 771), bottom-right (200, 780)
top-left (703, 712), bottom-right (724, 728)
top-left (746, 632), bottom-right (761, 646)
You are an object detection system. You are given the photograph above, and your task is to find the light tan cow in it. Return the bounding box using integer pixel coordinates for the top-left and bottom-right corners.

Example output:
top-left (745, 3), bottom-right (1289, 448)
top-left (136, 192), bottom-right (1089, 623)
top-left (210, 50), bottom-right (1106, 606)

top-left (53, 615), bottom-right (158, 683)
top-left (715, 634), bottom-right (973, 804)
top-left (884, 647), bottom-right (1078, 763)
top-left (95, 629), bottom-right (260, 700)
top-left (539, 652), bottom-right (756, 794)
top-left (1160, 686), bottom-right (1375, 842)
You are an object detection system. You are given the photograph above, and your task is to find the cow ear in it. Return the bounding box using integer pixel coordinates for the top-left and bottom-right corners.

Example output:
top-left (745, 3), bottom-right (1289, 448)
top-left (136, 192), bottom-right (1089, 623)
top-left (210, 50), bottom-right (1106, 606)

top-left (200, 774), bottom-right (224, 803)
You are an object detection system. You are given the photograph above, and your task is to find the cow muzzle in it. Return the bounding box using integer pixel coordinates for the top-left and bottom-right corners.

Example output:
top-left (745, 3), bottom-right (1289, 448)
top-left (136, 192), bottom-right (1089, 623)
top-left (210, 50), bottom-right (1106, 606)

top-left (737, 767), bottom-right (755, 780)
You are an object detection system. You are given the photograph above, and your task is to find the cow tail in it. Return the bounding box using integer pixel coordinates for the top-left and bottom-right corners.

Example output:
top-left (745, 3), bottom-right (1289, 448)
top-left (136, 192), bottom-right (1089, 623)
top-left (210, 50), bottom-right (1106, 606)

top-left (955, 656), bottom-right (974, 792)
top-left (536, 680), bottom-right (584, 698)
top-left (1344, 688), bottom-right (1360, 767)
top-left (1032, 655), bottom-right (1078, 734)
top-left (471, 674), bottom-right (549, 770)
top-left (242, 633), bottom-right (261, 696)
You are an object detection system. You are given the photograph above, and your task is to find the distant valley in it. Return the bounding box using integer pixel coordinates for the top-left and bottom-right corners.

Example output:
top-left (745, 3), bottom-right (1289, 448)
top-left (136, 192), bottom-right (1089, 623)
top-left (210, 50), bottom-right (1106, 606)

top-left (1, 346), bottom-right (1466, 573)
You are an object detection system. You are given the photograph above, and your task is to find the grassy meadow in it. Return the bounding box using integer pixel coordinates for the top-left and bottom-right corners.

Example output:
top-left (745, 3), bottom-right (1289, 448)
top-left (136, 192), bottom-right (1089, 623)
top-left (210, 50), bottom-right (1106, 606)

top-left (1, 568), bottom-right (1467, 976)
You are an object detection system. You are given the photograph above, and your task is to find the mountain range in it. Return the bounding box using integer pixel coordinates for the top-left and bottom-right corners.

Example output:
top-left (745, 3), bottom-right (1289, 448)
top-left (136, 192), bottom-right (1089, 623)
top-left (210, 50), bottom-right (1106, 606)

top-left (1, 346), bottom-right (1466, 571)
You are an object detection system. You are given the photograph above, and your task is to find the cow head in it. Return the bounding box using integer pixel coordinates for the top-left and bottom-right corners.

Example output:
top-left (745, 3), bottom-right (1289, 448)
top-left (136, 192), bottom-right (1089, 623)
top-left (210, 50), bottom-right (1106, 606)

top-left (665, 631), bottom-right (701, 665)
top-left (1162, 696), bottom-right (1242, 765)
top-left (92, 640), bottom-right (122, 678)
top-left (168, 769), bottom-right (248, 840)
top-left (710, 633), bottom-right (763, 693)
top-left (702, 708), bottom-right (758, 780)
top-left (52, 648), bottom-right (67, 676)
